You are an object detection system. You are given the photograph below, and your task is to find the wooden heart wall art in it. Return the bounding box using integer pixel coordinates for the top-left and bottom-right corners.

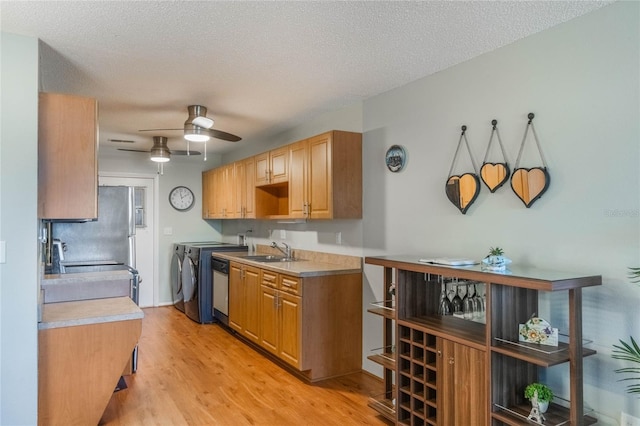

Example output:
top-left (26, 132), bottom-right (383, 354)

top-left (510, 113), bottom-right (550, 208)
top-left (446, 173), bottom-right (481, 214)
top-left (481, 163), bottom-right (510, 192)
top-left (511, 167), bottom-right (550, 207)
top-left (480, 120), bottom-right (510, 193)
top-left (446, 125), bottom-right (481, 214)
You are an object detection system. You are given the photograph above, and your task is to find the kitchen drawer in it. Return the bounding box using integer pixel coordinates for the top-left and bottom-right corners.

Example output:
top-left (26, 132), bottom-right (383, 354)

top-left (261, 270), bottom-right (278, 288)
top-left (279, 275), bottom-right (301, 296)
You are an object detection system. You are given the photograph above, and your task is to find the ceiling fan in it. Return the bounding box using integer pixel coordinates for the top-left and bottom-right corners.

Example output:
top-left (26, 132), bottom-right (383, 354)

top-left (138, 105), bottom-right (242, 142)
top-left (118, 136), bottom-right (201, 162)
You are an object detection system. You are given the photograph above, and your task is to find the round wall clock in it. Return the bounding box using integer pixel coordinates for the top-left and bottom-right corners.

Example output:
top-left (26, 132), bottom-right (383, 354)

top-left (169, 186), bottom-right (195, 211)
top-left (385, 145), bottom-right (406, 172)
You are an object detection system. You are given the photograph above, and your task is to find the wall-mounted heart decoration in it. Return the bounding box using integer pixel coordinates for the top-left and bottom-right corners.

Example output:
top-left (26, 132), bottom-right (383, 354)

top-left (446, 173), bottom-right (481, 214)
top-left (511, 167), bottom-right (550, 207)
top-left (511, 113), bottom-right (550, 208)
top-left (446, 125), bottom-right (481, 214)
top-left (481, 162), bottom-right (510, 193)
top-left (480, 119), bottom-right (510, 193)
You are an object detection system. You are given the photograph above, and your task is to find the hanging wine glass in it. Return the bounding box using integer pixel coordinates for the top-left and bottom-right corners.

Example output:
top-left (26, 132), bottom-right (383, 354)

top-left (438, 281), bottom-right (452, 316)
top-left (463, 282), bottom-right (475, 320)
top-left (451, 281), bottom-right (464, 317)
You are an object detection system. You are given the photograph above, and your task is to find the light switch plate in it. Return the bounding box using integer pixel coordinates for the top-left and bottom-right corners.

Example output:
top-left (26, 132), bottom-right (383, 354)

top-left (280, 229), bottom-right (286, 239)
top-left (163, 227), bottom-right (173, 236)
top-left (0, 241), bottom-right (5, 263)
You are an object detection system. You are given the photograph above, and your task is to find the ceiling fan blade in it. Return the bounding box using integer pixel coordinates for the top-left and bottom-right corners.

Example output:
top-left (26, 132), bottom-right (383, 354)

top-left (172, 150), bottom-right (201, 155)
top-left (118, 148), bottom-right (149, 153)
top-left (206, 128), bottom-right (242, 142)
top-left (138, 128), bottom-right (182, 132)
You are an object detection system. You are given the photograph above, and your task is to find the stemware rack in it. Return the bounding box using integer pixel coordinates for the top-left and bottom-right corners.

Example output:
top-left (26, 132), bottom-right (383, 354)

top-left (365, 255), bottom-right (601, 425)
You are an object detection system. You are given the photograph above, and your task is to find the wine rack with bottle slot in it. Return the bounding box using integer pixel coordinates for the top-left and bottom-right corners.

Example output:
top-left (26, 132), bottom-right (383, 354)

top-left (365, 255), bottom-right (601, 426)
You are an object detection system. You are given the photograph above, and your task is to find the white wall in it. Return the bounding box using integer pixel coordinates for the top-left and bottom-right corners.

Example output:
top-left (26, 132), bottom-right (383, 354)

top-left (361, 2), bottom-right (638, 422)
top-left (0, 32), bottom-right (39, 425)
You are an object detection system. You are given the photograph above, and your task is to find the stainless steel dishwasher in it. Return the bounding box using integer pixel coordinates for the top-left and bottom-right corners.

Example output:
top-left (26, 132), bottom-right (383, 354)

top-left (211, 256), bottom-right (230, 326)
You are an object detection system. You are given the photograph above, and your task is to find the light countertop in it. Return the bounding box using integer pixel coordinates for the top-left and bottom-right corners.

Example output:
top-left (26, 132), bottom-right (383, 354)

top-left (212, 251), bottom-right (362, 277)
top-left (39, 296), bottom-right (143, 330)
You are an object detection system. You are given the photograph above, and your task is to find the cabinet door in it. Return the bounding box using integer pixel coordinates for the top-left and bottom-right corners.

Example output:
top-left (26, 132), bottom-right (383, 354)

top-left (243, 157), bottom-right (255, 218)
top-left (269, 146), bottom-right (289, 184)
top-left (228, 263), bottom-right (244, 333)
top-left (307, 133), bottom-right (332, 219)
top-left (243, 266), bottom-right (261, 344)
top-left (255, 152), bottom-right (269, 186)
top-left (233, 161), bottom-right (244, 218)
top-left (278, 291), bottom-right (301, 369)
top-left (38, 92), bottom-right (98, 219)
top-left (288, 140), bottom-right (308, 218)
top-left (260, 285), bottom-right (278, 355)
top-left (203, 169), bottom-right (216, 218)
top-left (438, 338), bottom-right (486, 426)
top-left (453, 342), bottom-right (486, 425)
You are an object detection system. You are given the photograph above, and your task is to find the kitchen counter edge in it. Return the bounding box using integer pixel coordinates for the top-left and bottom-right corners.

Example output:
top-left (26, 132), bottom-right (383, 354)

top-left (39, 296), bottom-right (143, 330)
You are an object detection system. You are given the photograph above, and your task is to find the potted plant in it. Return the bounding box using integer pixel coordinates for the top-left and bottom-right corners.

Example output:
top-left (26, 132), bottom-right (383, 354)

top-left (524, 382), bottom-right (554, 413)
top-left (612, 267), bottom-right (640, 396)
top-left (481, 246), bottom-right (511, 272)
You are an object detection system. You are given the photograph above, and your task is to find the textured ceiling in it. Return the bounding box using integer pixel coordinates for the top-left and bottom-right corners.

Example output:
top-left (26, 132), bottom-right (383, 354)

top-left (1, 1), bottom-right (610, 158)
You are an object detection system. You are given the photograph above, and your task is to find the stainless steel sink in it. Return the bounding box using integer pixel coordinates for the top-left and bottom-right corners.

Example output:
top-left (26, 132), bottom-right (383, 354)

top-left (242, 255), bottom-right (300, 263)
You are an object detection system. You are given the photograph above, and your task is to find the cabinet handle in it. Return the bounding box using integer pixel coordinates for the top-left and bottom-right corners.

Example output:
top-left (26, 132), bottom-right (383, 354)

top-left (449, 357), bottom-right (455, 365)
top-left (437, 350), bottom-right (442, 356)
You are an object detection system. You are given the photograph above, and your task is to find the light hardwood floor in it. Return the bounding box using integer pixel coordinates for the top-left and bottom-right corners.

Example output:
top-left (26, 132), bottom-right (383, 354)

top-left (100, 306), bottom-right (392, 426)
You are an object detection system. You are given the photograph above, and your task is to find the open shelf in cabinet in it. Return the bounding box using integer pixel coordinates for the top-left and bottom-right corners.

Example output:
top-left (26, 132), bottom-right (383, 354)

top-left (367, 299), bottom-right (395, 319)
top-left (492, 337), bottom-right (596, 367)
top-left (396, 270), bottom-right (486, 348)
top-left (368, 345), bottom-right (396, 370)
top-left (368, 392), bottom-right (396, 422)
top-left (492, 401), bottom-right (597, 426)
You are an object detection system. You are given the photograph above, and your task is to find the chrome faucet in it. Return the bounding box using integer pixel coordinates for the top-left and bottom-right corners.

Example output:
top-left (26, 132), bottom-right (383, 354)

top-left (270, 241), bottom-right (291, 259)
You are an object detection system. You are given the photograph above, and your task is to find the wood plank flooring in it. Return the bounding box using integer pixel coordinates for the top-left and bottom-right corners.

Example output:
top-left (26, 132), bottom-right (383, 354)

top-left (100, 306), bottom-right (392, 426)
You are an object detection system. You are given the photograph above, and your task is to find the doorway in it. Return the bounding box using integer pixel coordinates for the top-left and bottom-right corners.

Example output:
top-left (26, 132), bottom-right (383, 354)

top-left (99, 174), bottom-right (157, 307)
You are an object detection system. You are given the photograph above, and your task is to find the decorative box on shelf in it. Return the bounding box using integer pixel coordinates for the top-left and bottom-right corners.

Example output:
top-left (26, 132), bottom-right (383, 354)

top-left (519, 316), bottom-right (559, 347)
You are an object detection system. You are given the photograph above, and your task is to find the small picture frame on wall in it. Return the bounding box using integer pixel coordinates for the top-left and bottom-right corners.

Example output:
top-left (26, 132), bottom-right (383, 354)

top-left (385, 145), bottom-right (406, 172)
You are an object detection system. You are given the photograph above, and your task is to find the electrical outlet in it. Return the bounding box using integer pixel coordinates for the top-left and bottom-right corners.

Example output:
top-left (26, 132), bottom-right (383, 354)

top-left (621, 412), bottom-right (640, 426)
top-left (280, 229), bottom-right (286, 239)
top-left (336, 232), bottom-right (342, 245)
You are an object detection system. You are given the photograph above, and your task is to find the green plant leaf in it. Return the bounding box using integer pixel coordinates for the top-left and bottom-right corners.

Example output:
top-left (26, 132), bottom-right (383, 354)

top-left (613, 336), bottom-right (640, 396)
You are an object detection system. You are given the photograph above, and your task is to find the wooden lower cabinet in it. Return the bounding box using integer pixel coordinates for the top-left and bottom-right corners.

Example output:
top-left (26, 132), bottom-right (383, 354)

top-left (228, 262), bottom-right (260, 345)
top-left (233, 265), bottom-right (362, 381)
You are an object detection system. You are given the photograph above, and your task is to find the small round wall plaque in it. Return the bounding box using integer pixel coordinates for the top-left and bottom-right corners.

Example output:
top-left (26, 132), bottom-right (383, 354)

top-left (385, 145), bottom-right (406, 172)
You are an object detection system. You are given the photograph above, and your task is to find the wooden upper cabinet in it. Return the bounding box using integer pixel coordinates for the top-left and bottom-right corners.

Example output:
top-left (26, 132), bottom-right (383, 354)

top-left (255, 146), bottom-right (288, 186)
top-left (38, 92), bottom-right (98, 219)
top-left (202, 130), bottom-right (361, 220)
top-left (288, 139), bottom-right (308, 218)
top-left (234, 157), bottom-right (255, 219)
top-left (243, 157), bottom-right (255, 219)
top-left (202, 169), bottom-right (215, 218)
top-left (288, 131), bottom-right (362, 220)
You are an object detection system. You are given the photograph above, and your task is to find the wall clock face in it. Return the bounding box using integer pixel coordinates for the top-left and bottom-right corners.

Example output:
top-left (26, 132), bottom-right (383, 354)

top-left (385, 145), bottom-right (406, 172)
top-left (169, 186), bottom-right (195, 211)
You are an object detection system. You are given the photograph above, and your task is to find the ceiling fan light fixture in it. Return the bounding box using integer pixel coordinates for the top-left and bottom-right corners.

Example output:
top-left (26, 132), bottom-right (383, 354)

top-left (184, 127), bottom-right (210, 142)
top-left (150, 136), bottom-right (171, 162)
